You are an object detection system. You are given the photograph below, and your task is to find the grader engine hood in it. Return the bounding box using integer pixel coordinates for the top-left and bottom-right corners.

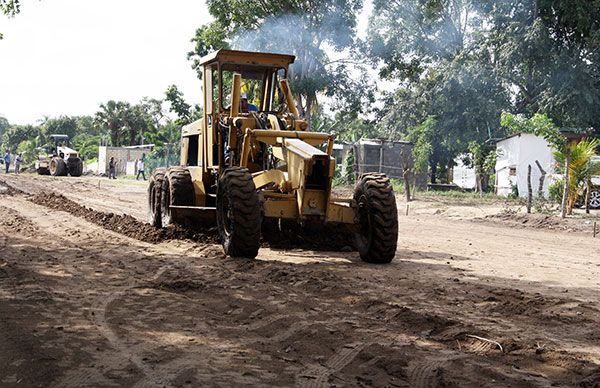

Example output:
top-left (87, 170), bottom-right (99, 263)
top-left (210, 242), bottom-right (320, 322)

top-left (284, 138), bottom-right (335, 217)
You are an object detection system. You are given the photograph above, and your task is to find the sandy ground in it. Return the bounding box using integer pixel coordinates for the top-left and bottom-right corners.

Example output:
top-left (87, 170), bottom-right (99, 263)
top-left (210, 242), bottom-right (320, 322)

top-left (1, 173), bottom-right (600, 387)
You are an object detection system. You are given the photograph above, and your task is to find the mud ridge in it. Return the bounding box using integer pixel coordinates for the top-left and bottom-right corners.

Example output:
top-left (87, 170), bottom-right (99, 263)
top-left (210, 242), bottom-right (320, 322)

top-left (29, 192), bottom-right (219, 244)
top-left (0, 179), bottom-right (25, 196)
top-left (476, 212), bottom-right (592, 233)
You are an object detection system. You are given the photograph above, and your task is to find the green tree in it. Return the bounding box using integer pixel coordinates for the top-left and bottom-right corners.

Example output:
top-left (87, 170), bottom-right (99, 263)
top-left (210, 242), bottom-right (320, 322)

top-left (0, 116), bottom-right (9, 138)
top-left (369, 0), bottom-right (510, 182)
top-left (41, 116), bottom-right (79, 140)
top-left (95, 101), bottom-right (129, 146)
top-left (0, 0), bottom-right (20, 39)
top-left (16, 138), bottom-right (37, 166)
top-left (164, 85), bottom-right (201, 126)
top-left (0, 124), bottom-right (38, 152)
top-left (188, 0), bottom-right (368, 125)
top-left (553, 139), bottom-right (600, 214)
top-left (405, 116), bottom-right (435, 178)
top-left (483, 0), bottom-right (600, 129)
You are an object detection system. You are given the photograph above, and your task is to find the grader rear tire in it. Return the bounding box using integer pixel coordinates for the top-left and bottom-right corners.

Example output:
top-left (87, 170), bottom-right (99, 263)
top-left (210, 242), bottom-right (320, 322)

top-left (148, 168), bottom-right (166, 227)
top-left (353, 173), bottom-right (398, 263)
top-left (160, 168), bottom-right (195, 227)
top-left (49, 157), bottom-right (68, 176)
top-left (217, 167), bottom-right (261, 259)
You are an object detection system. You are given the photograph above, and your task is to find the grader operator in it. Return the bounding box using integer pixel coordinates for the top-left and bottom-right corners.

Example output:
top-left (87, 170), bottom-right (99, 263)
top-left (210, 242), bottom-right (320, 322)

top-left (148, 50), bottom-right (398, 262)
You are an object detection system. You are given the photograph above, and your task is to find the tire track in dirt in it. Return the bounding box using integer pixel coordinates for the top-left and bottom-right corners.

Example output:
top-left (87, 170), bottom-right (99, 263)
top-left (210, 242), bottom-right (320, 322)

top-left (56, 266), bottom-right (172, 387)
top-left (408, 359), bottom-right (447, 388)
top-left (296, 342), bottom-right (367, 388)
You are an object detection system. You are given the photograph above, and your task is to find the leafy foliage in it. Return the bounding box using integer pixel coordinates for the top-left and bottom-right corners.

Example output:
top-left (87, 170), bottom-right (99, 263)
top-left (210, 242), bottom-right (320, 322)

top-left (367, 0), bottom-right (600, 184)
top-left (553, 139), bottom-right (600, 212)
top-left (405, 116), bottom-right (435, 175)
top-left (164, 85), bottom-right (202, 126)
top-left (0, 0), bottom-right (20, 39)
top-left (188, 0), bottom-right (370, 124)
top-left (500, 112), bottom-right (565, 151)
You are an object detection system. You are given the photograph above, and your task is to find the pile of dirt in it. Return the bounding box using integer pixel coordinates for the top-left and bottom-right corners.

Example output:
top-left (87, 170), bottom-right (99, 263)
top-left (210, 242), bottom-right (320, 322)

top-left (0, 179), bottom-right (24, 196)
top-left (30, 192), bottom-right (219, 244)
top-left (478, 212), bottom-right (595, 233)
top-left (0, 206), bottom-right (38, 235)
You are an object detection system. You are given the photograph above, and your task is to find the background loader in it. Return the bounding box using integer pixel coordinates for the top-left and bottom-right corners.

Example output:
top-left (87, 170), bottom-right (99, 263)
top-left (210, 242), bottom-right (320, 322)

top-left (148, 50), bottom-right (398, 262)
top-left (36, 134), bottom-right (84, 177)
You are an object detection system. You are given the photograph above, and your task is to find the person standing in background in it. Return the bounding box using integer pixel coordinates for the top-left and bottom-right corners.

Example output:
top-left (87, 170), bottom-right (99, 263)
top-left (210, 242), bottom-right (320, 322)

top-left (14, 153), bottom-right (22, 174)
top-left (3, 150), bottom-right (11, 174)
top-left (136, 156), bottom-right (146, 181)
top-left (108, 157), bottom-right (117, 179)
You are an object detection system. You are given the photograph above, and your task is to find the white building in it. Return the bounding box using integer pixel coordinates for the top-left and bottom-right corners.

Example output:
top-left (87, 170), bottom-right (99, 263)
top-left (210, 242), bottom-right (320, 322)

top-left (96, 144), bottom-right (154, 175)
top-left (495, 133), bottom-right (555, 198)
top-left (452, 154), bottom-right (477, 189)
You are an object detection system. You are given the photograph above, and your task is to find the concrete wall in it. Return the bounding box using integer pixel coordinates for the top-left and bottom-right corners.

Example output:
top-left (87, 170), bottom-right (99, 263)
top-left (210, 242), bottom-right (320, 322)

top-left (97, 146), bottom-right (152, 176)
top-left (495, 134), bottom-right (555, 198)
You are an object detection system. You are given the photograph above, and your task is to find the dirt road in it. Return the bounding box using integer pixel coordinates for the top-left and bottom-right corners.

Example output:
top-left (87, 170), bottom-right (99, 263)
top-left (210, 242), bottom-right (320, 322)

top-left (1, 174), bottom-right (599, 387)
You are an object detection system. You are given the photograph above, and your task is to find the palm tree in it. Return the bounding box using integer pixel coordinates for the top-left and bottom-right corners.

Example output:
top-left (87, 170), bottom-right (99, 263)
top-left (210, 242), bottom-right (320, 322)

top-left (554, 139), bottom-right (600, 214)
top-left (94, 101), bottom-right (129, 146)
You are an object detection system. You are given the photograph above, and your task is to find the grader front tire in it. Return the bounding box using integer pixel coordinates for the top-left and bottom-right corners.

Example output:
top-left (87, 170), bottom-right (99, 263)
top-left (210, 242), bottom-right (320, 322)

top-left (217, 167), bottom-right (261, 259)
top-left (160, 168), bottom-right (195, 227)
top-left (353, 173), bottom-right (398, 264)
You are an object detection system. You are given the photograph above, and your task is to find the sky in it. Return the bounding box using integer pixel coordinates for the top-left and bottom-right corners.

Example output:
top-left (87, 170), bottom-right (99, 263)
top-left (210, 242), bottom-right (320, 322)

top-left (0, 0), bottom-right (374, 126)
top-left (0, 0), bottom-right (211, 125)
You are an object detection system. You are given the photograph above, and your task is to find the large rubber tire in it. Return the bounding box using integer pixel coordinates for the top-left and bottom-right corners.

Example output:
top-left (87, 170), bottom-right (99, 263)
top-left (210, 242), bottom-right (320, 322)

top-left (353, 173), bottom-right (398, 263)
top-left (49, 157), bottom-right (68, 176)
top-left (160, 168), bottom-right (195, 227)
top-left (69, 158), bottom-right (83, 177)
top-left (148, 168), bottom-right (166, 227)
top-left (217, 167), bottom-right (261, 258)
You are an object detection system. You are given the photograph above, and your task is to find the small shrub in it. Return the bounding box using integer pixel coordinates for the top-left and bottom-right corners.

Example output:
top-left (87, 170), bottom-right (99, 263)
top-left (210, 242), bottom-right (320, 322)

top-left (508, 182), bottom-right (519, 199)
top-left (389, 178), bottom-right (405, 194)
top-left (548, 179), bottom-right (563, 203)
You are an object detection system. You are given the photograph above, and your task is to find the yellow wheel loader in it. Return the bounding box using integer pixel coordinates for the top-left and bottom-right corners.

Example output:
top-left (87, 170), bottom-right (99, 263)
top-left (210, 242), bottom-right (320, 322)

top-left (149, 50), bottom-right (398, 262)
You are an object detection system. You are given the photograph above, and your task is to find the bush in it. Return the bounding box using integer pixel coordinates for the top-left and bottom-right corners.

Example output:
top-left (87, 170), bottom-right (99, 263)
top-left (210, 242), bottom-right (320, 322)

top-left (389, 178), bottom-right (405, 194)
top-left (548, 179), bottom-right (563, 203)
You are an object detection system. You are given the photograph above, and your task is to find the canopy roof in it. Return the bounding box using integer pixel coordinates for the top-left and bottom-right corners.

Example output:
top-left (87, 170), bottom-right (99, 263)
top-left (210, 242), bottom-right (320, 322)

top-left (198, 49), bottom-right (295, 69)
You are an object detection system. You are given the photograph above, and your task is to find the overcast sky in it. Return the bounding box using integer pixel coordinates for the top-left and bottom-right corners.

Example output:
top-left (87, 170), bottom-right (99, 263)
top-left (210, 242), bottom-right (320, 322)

top-left (0, 1), bottom-right (373, 125)
top-left (0, 0), bottom-right (211, 125)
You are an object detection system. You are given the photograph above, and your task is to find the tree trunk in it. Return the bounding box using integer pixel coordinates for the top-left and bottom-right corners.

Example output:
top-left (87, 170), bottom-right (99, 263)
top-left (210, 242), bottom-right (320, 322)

top-left (535, 160), bottom-right (546, 199)
top-left (304, 98), bottom-right (312, 129)
top-left (403, 169), bottom-right (411, 202)
top-left (585, 179), bottom-right (591, 214)
top-left (430, 162), bottom-right (437, 184)
top-left (527, 164), bottom-right (532, 214)
top-left (477, 173), bottom-right (484, 197)
top-left (561, 155), bottom-right (570, 219)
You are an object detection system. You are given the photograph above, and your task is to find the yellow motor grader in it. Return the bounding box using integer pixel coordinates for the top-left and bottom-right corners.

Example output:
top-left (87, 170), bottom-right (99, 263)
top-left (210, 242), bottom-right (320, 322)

top-left (148, 50), bottom-right (398, 262)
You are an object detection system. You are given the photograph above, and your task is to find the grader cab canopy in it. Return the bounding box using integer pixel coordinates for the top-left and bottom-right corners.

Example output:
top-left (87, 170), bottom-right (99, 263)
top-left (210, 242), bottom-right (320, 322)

top-left (148, 49), bottom-right (398, 263)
